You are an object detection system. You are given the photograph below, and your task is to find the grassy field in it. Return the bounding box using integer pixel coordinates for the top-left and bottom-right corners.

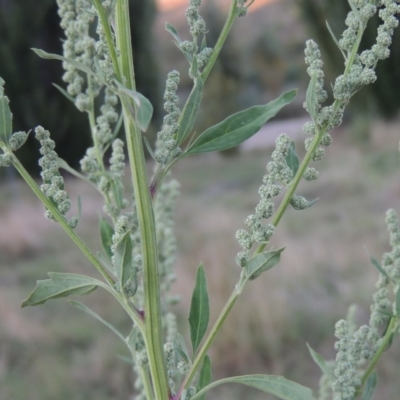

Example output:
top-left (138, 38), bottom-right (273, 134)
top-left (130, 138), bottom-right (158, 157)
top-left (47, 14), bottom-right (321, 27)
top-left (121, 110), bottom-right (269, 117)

top-left (1, 119), bottom-right (400, 399)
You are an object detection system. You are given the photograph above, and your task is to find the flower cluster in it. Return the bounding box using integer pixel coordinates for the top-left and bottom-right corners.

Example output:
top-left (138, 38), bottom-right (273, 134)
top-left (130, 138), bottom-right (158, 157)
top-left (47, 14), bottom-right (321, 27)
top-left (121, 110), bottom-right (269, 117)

top-left (36, 126), bottom-right (77, 228)
top-left (181, 0), bottom-right (214, 78)
top-left (330, 209), bottom-right (400, 399)
top-left (186, 0), bottom-right (207, 39)
top-left (237, 0), bottom-right (252, 17)
top-left (155, 178), bottom-right (180, 298)
top-left (0, 152), bottom-right (11, 167)
top-left (109, 138), bottom-right (125, 179)
top-left (80, 88), bottom-right (119, 184)
top-left (155, 71), bottom-right (182, 164)
top-left (57, 0), bottom-right (98, 112)
top-left (236, 134), bottom-right (299, 267)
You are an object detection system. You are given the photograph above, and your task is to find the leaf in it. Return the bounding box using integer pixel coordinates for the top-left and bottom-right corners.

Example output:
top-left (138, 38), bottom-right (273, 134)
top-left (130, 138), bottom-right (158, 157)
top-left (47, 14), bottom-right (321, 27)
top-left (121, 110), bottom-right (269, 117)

top-left (361, 371), bottom-right (377, 400)
top-left (0, 77), bottom-right (13, 144)
top-left (165, 22), bottom-right (182, 44)
top-left (116, 82), bottom-right (153, 132)
top-left (197, 355), bottom-right (212, 400)
top-left (369, 255), bottom-right (391, 282)
top-left (96, 251), bottom-right (114, 275)
top-left (68, 300), bottom-right (126, 342)
top-left (188, 263), bottom-right (210, 355)
top-left (306, 343), bottom-right (335, 381)
top-left (177, 77), bottom-right (203, 145)
top-left (306, 72), bottom-right (318, 123)
top-left (285, 141), bottom-right (300, 177)
top-left (21, 273), bottom-right (103, 307)
top-left (113, 231), bottom-right (133, 290)
top-left (245, 248), bottom-right (284, 281)
top-left (52, 83), bottom-right (75, 103)
top-left (191, 375), bottom-right (315, 400)
top-left (174, 333), bottom-right (191, 364)
top-left (143, 135), bottom-right (156, 161)
top-left (186, 90), bottom-right (297, 155)
top-left (32, 48), bottom-right (98, 80)
top-left (326, 21), bottom-right (347, 60)
top-left (290, 196), bottom-right (318, 211)
top-left (99, 217), bottom-right (114, 260)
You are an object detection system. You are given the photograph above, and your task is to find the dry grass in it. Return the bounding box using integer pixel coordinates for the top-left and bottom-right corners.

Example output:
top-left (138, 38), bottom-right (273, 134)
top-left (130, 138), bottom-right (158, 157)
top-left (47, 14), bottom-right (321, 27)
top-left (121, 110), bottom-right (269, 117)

top-left (1, 118), bottom-right (400, 399)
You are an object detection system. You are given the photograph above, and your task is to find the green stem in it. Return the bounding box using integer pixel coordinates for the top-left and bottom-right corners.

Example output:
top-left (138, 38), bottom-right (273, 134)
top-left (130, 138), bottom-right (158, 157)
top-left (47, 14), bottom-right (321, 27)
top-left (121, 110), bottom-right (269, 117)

top-left (359, 317), bottom-right (397, 392)
top-left (91, 0), bottom-right (121, 81)
top-left (114, 1), bottom-right (170, 399)
top-left (201, 0), bottom-right (239, 82)
top-left (8, 151), bottom-right (115, 287)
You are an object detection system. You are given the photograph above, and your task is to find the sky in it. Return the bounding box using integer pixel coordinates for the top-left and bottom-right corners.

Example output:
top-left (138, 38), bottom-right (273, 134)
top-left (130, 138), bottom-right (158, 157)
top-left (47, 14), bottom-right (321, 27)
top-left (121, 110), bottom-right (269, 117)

top-left (157, 0), bottom-right (275, 12)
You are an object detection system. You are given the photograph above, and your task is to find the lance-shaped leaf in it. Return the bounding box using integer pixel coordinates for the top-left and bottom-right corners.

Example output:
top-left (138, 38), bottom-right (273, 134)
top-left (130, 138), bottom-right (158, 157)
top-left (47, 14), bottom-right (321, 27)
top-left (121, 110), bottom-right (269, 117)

top-left (115, 81), bottom-right (153, 132)
top-left (361, 371), bottom-right (377, 400)
top-left (306, 343), bottom-right (335, 381)
top-left (245, 248), bottom-right (284, 281)
top-left (68, 300), bottom-right (126, 342)
top-left (197, 355), bottom-right (212, 400)
top-left (32, 48), bottom-right (98, 79)
top-left (174, 333), bottom-right (191, 364)
top-left (306, 72), bottom-right (318, 123)
top-left (186, 90), bottom-right (297, 155)
top-left (176, 77), bottom-right (203, 145)
top-left (113, 231), bottom-right (133, 289)
top-left (188, 263), bottom-right (210, 355)
top-left (285, 141), bottom-right (300, 177)
top-left (165, 22), bottom-right (182, 44)
top-left (369, 255), bottom-right (391, 282)
top-left (99, 217), bottom-right (114, 260)
top-left (191, 375), bottom-right (315, 400)
top-left (21, 273), bottom-right (103, 307)
top-left (0, 77), bottom-right (13, 144)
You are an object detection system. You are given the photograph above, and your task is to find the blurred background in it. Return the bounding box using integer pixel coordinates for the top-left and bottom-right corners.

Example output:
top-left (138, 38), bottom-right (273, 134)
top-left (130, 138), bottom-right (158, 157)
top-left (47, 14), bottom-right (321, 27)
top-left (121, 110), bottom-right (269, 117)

top-left (1, 0), bottom-right (400, 399)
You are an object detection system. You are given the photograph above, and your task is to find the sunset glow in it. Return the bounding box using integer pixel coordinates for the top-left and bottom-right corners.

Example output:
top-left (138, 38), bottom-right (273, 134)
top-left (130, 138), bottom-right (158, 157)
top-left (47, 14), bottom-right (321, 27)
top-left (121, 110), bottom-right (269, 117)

top-left (157, 0), bottom-right (275, 12)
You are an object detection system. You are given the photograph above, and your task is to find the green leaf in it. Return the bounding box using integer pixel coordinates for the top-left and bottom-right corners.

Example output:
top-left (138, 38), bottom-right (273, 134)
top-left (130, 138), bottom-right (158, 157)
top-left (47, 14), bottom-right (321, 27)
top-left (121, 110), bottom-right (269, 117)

top-left (186, 90), bottom-right (297, 155)
top-left (0, 77), bottom-right (13, 144)
top-left (174, 333), bottom-right (190, 364)
top-left (165, 22), bottom-right (182, 44)
top-left (306, 72), bottom-right (318, 123)
top-left (32, 48), bottom-right (98, 80)
top-left (113, 231), bottom-right (133, 290)
top-left (68, 300), bottom-right (126, 342)
top-left (115, 82), bottom-right (153, 132)
top-left (191, 375), bottom-right (315, 400)
top-left (21, 273), bottom-right (103, 307)
top-left (306, 343), bottom-right (335, 381)
top-left (361, 371), bottom-right (377, 400)
top-left (52, 83), bottom-right (76, 103)
top-left (197, 355), bottom-right (212, 400)
top-left (326, 21), bottom-right (347, 60)
top-left (177, 77), bottom-right (203, 145)
top-left (99, 217), bottom-right (114, 260)
top-left (370, 255), bottom-right (391, 282)
top-left (246, 248), bottom-right (284, 281)
top-left (285, 141), bottom-right (300, 177)
top-left (188, 263), bottom-right (210, 355)
top-left (290, 197), bottom-right (318, 211)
